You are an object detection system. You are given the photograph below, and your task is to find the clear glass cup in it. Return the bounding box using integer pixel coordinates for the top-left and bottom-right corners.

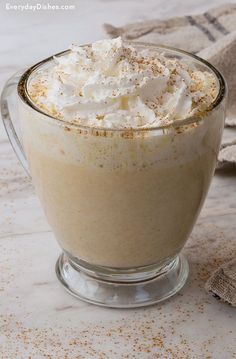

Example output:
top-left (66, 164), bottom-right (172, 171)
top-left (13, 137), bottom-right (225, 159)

top-left (1, 43), bottom-right (227, 308)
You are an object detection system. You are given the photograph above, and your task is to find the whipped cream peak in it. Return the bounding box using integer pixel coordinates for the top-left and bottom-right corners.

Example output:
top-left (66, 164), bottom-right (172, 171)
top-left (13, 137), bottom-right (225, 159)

top-left (29, 37), bottom-right (218, 129)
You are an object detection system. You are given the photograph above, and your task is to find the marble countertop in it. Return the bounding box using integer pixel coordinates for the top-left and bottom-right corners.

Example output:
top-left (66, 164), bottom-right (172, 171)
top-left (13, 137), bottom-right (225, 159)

top-left (0, 0), bottom-right (236, 358)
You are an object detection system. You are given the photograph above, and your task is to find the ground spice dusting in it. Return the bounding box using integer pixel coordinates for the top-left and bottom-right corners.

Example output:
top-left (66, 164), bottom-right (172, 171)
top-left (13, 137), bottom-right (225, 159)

top-left (1, 221), bottom-right (235, 358)
top-left (27, 38), bottom-right (217, 131)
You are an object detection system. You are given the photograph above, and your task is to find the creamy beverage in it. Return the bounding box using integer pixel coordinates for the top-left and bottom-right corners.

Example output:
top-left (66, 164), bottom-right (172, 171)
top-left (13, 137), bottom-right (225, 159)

top-left (19, 38), bottom-right (223, 269)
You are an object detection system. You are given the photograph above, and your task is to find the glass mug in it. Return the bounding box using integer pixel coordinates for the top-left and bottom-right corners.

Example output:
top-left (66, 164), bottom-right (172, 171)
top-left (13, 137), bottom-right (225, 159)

top-left (1, 43), bottom-right (226, 308)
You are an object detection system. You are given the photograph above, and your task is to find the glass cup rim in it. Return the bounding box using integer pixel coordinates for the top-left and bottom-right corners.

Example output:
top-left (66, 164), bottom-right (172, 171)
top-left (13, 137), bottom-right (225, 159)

top-left (18, 42), bottom-right (227, 133)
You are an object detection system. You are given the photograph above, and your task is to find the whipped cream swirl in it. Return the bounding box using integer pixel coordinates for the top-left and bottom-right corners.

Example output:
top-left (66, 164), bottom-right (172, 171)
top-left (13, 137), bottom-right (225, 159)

top-left (29, 37), bottom-right (217, 129)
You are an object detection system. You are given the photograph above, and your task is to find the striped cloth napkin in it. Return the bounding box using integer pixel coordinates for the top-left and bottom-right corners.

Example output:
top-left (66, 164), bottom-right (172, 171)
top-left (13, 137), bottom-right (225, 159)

top-left (105, 3), bottom-right (236, 169)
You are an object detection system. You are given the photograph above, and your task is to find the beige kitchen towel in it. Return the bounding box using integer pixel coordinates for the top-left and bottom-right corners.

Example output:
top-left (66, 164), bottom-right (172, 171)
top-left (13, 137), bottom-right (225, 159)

top-left (217, 139), bottom-right (236, 169)
top-left (105, 3), bottom-right (236, 167)
top-left (205, 258), bottom-right (236, 307)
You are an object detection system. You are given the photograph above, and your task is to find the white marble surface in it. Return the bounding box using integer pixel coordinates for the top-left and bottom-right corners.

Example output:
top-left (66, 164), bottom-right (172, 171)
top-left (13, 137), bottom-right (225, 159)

top-left (0, 1), bottom-right (236, 358)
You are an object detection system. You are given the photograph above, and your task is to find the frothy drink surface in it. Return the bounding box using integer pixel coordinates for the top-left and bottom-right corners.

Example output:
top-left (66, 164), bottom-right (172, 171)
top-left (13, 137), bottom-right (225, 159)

top-left (20, 39), bottom-right (223, 268)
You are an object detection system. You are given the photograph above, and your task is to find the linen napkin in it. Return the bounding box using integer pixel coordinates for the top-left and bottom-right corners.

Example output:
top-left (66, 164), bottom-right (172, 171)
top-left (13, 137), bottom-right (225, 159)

top-left (205, 258), bottom-right (236, 307)
top-left (105, 4), bottom-right (236, 306)
top-left (104, 3), bottom-right (236, 168)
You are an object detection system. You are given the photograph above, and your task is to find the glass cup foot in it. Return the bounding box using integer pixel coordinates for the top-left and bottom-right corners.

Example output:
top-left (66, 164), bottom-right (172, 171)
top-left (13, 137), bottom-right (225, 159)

top-left (55, 253), bottom-right (189, 308)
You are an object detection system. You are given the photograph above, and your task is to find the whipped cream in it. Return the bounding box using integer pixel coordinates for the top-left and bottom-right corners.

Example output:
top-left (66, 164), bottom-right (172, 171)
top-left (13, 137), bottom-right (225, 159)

top-left (29, 37), bottom-right (218, 129)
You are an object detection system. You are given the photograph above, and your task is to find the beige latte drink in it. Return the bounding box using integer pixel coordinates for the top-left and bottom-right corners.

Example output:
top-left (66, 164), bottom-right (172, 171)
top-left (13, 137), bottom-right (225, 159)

top-left (19, 38), bottom-right (223, 268)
